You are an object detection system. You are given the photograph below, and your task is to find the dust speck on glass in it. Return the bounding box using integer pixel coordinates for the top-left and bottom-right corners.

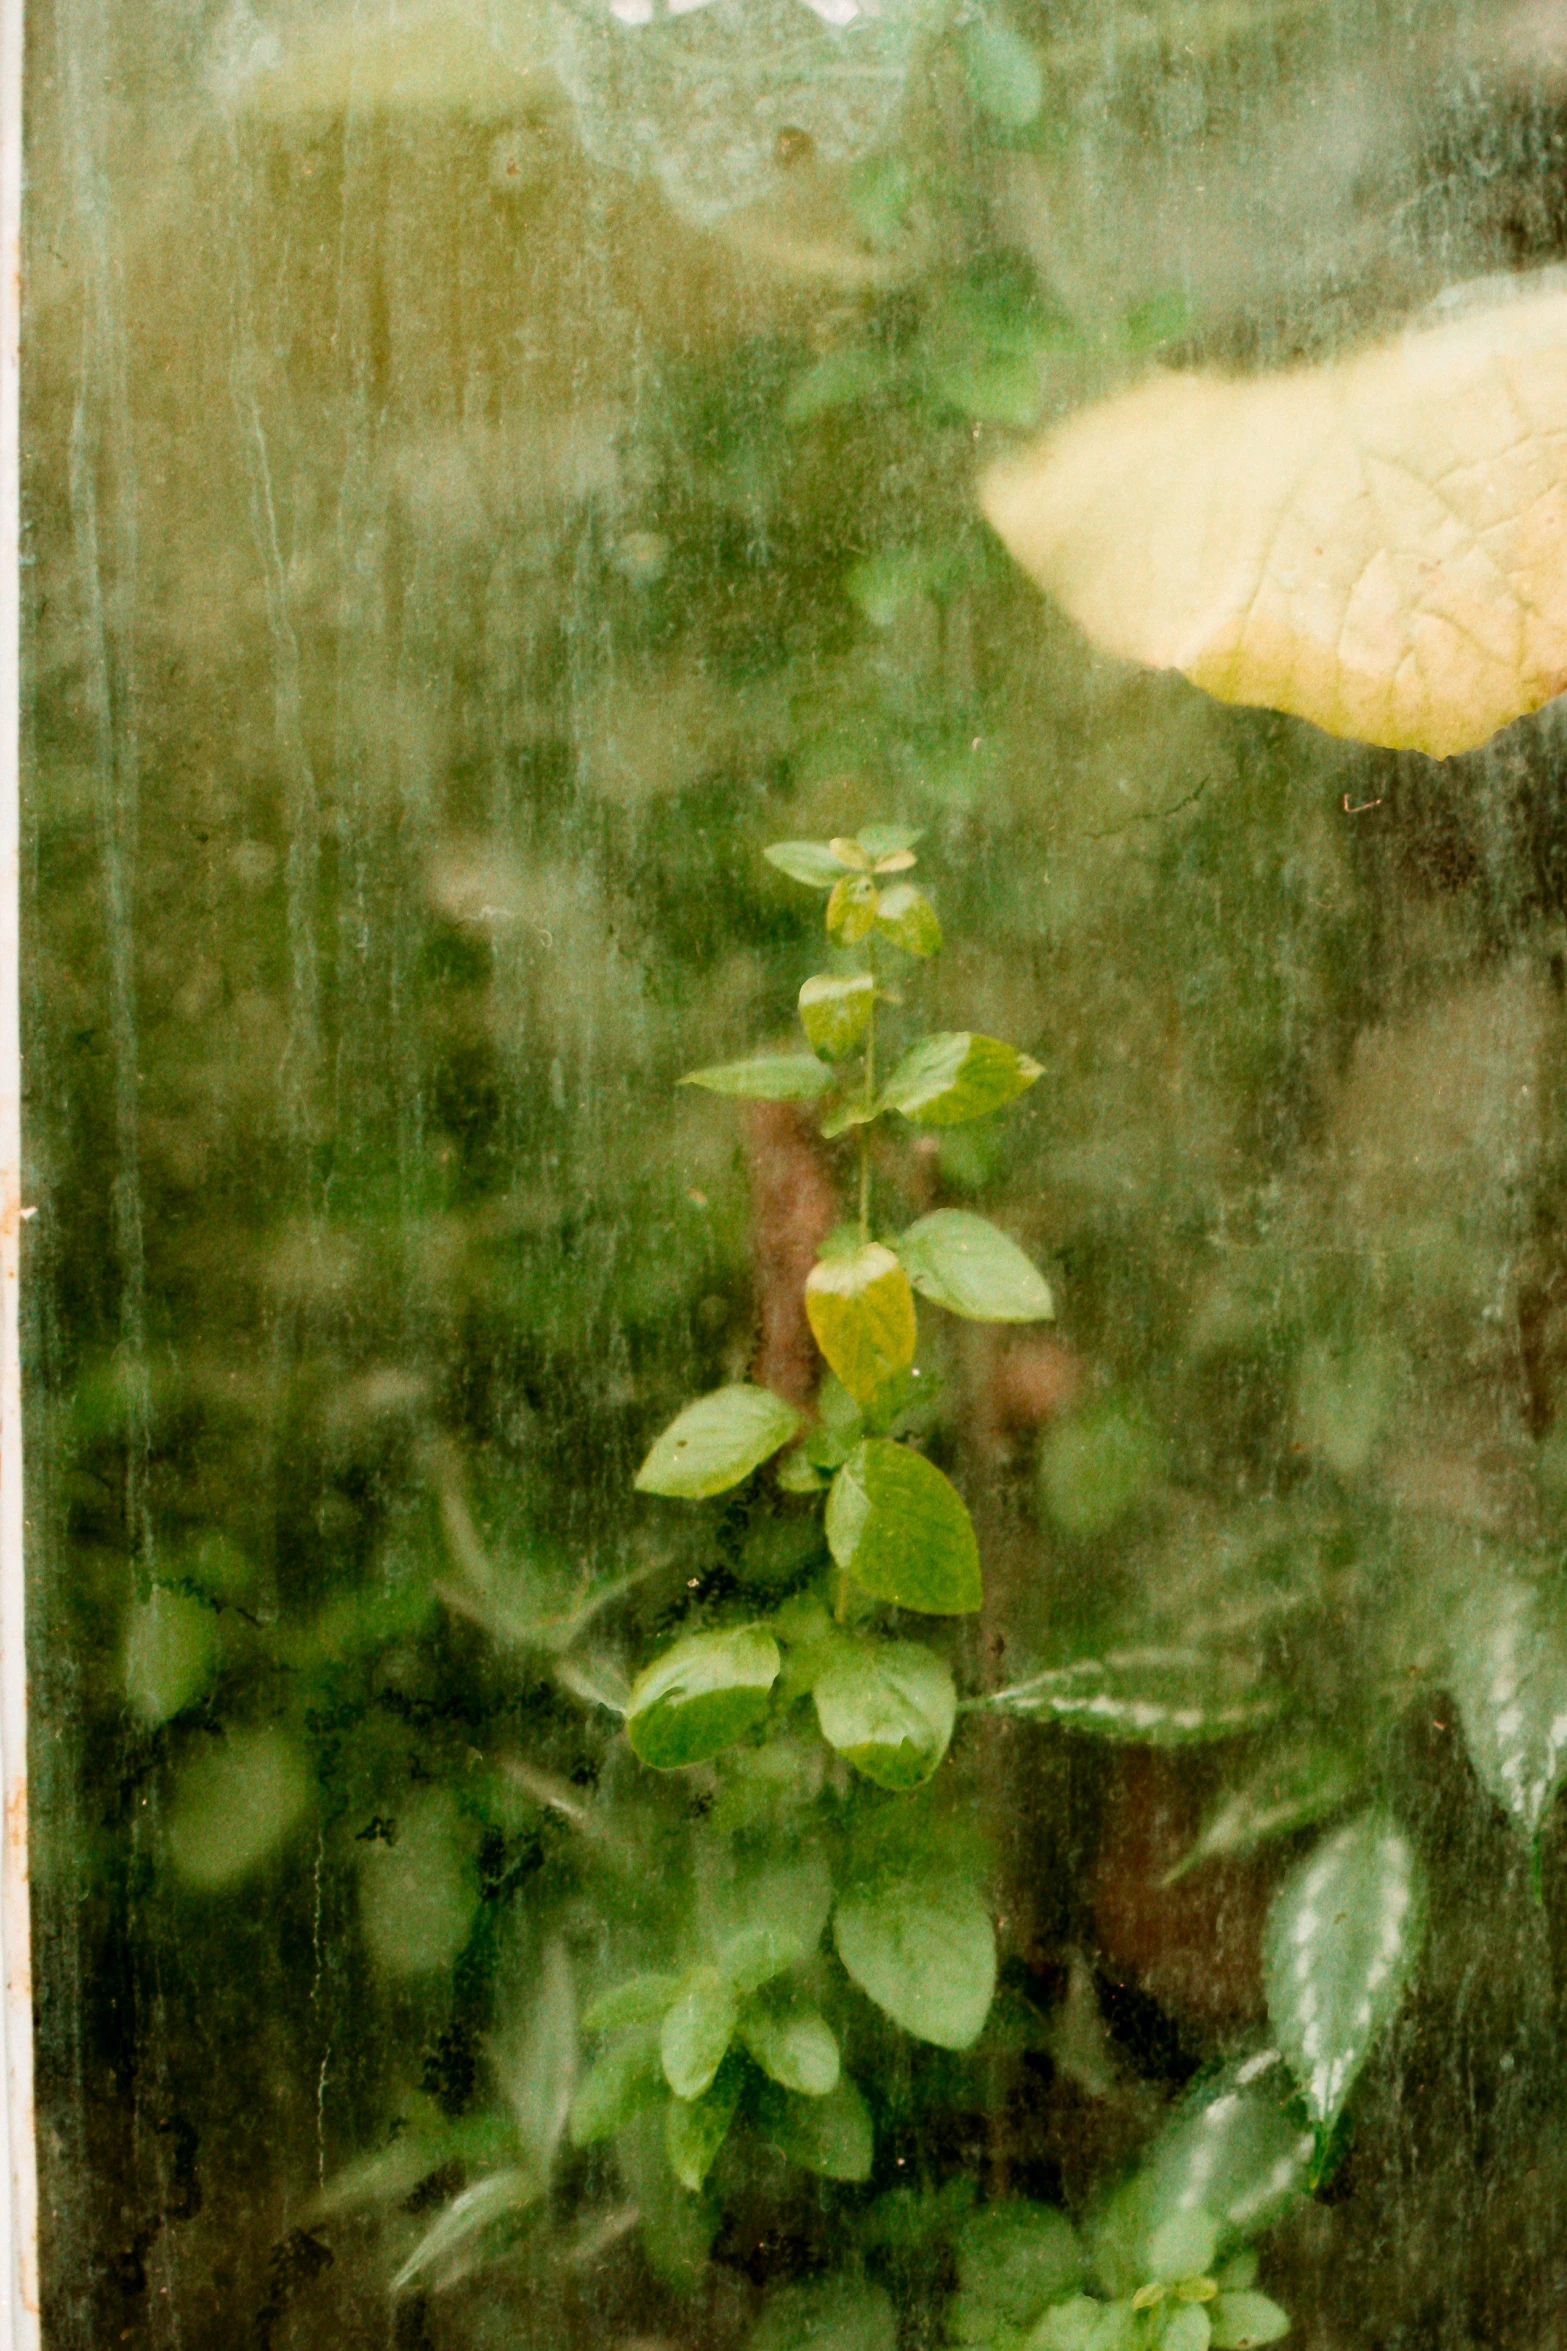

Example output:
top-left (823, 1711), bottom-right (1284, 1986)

top-left (24, 0), bottom-right (1567, 2343)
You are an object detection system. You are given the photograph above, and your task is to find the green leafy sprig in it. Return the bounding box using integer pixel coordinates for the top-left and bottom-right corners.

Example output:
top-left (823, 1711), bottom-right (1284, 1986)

top-left (599, 828), bottom-right (1054, 2200)
top-left (635, 825), bottom-right (1052, 1721)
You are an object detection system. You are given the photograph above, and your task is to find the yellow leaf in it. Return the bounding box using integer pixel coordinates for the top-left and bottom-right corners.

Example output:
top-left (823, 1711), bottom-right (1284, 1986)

top-left (805, 1244), bottom-right (917, 1407)
top-left (979, 281), bottom-right (1567, 758)
top-left (827, 874), bottom-right (879, 943)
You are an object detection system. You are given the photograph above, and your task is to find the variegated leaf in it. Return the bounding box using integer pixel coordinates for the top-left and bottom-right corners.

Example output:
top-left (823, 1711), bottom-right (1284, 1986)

top-left (1262, 1813), bottom-right (1425, 2134)
top-left (1451, 1571), bottom-right (1567, 1844)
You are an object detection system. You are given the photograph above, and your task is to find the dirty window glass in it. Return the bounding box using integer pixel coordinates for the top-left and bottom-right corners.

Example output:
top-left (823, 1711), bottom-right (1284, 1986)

top-left (24, 1), bottom-right (1567, 2345)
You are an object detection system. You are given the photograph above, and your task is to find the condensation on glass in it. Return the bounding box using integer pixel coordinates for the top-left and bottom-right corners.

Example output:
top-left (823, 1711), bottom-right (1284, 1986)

top-left (22, 0), bottom-right (1567, 2346)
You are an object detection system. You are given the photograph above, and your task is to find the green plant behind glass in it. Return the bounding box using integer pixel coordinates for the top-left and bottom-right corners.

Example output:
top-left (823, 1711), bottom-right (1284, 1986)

top-left (298, 833), bottom-right (1310, 2345)
top-left (556, 827), bottom-right (1048, 2225)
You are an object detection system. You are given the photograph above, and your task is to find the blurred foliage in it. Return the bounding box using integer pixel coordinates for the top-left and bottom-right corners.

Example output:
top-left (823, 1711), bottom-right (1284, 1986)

top-left (25, 0), bottom-right (1567, 2344)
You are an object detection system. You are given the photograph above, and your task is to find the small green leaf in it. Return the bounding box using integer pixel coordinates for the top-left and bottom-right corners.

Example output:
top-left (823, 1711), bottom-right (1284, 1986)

top-left (828, 873), bottom-right (880, 943)
top-left (1035, 2296), bottom-right (1111, 2351)
top-left (923, 287), bottom-right (1057, 428)
top-left (356, 1794), bottom-right (477, 1977)
top-left (765, 839), bottom-right (858, 888)
top-left (495, 1938), bottom-right (576, 2172)
top-left (582, 1973), bottom-right (682, 2033)
top-left (989, 1649), bottom-right (1282, 1744)
top-left (879, 1032), bottom-right (1041, 1125)
top-left (625, 1626), bottom-right (781, 1769)
top-left (636, 1386), bottom-right (804, 1499)
top-left (1059, 2303), bottom-right (1138, 2351)
top-left (898, 1209), bottom-right (1054, 1323)
top-left (821, 1097), bottom-right (879, 1140)
top-left (1038, 1402), bottom-right (1162, 1535)
top-left (661, 1966), bottom-right (740, 2100)
top-left (833, 1874), bottom-right (996, 2048)
top-left (570, 2025), bottom-right (663, 2146)
top-left (846, 150), bottom-right (915, 247)
top-left (124, 1586), bottom-right (219, 1727)
top-left (390, 2169), bottom-right (541, 2297)
top-left (1209, 2296), bottom-right (1289, 2350)
top-left (680, 1054), bottom-right (834, 1102)
top-left (847, 547), bottom-right (950, 627)
top-left (703, 1850), bottom-right (835, 1990)
top-left (1450, 1570), bottom-right (1567, 1843)
top-left (1163, 2307), bottom-right (1213, 2351)
top-left (554, 1651), bottom-right (630, 1714)
top-left (962, 13), bottom-right (1043, 126)
top-left (805, 1245), bottom-right (918, 1408)
top-left (813, 1639), bottom-right (956, 1789)
top-left (1148, 2211), bottom-right (1218, 2284)
top-left (1091, 2049), bottom-right (1311, 2294)
top-left (955, 2200), bottom-right (1081, 2326)
top-left (922, 262), bottom-right (1071, 431)
top-left (873, 883), bottom-right (942, 957)
top-left (829, 837), bottom-right (874, 870)
top-left (166, 1726), bottom-right (311, 1891)
top-left (750, 2275), bottom-right (897, 2351)
top-left (740, 1986), bottom-right (841, 2096)
top-left (756, 2076), bottom-right (875, 2181)
top-left (799, 971), bottom-right (876, 1061)
top-left (1122, 290), bottom-right (1193, 353)
top-left (1263, 1812), bottom-right (1426, 2134)
top-left (665, 2061), bottom-right (742, 2189)
top-left (826, 1439), bottom-right (982, 1615)
top-left (1166, 1741), bottom-right (1362, 1881)
top-left (858, 822), bottom-right (924, 861)
top-left (310, 2131), bottom-right (475, 2225)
